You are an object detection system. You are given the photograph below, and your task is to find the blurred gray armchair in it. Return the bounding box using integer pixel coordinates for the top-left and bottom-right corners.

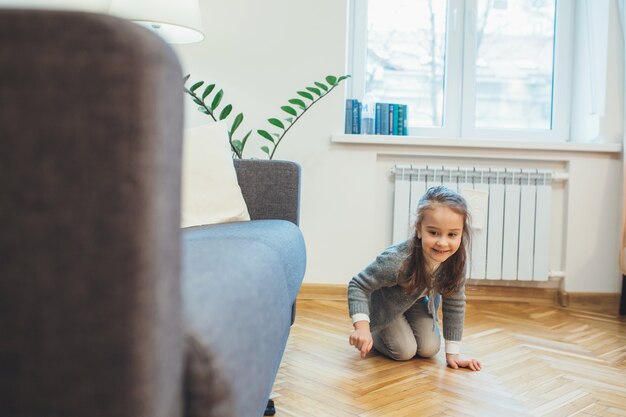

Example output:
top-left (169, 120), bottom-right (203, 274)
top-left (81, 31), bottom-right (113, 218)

top-left (0, 9), bottom-right (305, 417)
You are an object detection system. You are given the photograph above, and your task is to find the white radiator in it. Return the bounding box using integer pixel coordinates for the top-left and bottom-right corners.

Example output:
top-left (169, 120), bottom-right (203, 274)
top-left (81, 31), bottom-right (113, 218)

top-left (392, 164), bottom-right (557, 281)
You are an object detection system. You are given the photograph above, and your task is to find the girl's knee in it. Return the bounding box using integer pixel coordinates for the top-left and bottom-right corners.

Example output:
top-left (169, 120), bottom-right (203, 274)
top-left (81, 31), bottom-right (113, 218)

top-left (376, 329), bottom-right (417, 361)
top-left (417, 339), bottom-right (441, 358)
top-left (390, 345), bottom-right (417, 361)
top-left (382, 337), bottom-right (417, 361)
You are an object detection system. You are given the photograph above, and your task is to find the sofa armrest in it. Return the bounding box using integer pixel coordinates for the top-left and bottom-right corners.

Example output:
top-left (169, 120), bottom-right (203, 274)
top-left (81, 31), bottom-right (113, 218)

top-left (233, 159), bottom-right (301, 225)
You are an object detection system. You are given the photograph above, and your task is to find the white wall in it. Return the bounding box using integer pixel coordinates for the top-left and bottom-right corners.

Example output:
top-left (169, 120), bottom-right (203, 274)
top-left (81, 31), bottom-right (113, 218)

top-left (4, 0), bottom-right (621, 292)
top-left (173, 0), bottom-right (623, 293)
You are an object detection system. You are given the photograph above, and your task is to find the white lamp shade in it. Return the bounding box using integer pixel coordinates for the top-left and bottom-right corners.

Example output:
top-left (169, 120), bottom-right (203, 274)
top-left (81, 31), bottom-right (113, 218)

top-left (109, 0), bottom-right (204, 44)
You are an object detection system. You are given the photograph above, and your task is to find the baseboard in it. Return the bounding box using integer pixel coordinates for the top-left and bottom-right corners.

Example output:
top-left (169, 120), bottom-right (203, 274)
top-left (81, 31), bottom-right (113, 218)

top-left (297, 283), bottom-right (347, 301)
top-left (298, 281), bottom-right (621, 313)
top-left (465, 277), bottom-right (562, 289)
top-left (297, 282), bottom-right (560, 304)
top-left (465, 285), bottom-right (559, 305)
top-left (559, 292), bottom-right (621, 313)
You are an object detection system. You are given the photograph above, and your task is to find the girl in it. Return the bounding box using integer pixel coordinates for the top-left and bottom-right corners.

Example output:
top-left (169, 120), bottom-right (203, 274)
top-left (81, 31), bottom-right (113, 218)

top-left (348, 185), bottom-right (481, 371)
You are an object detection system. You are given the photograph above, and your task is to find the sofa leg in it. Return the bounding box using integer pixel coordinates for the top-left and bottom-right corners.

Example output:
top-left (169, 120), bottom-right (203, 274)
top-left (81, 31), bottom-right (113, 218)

top-left (264, 399), bottom-right (276, 416)
top-left (619, 274), bottom-right (626, 316)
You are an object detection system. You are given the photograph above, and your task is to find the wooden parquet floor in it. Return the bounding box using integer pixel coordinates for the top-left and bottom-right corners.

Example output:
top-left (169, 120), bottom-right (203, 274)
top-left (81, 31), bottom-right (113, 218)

top-left (271, 300), bottom-right (626, 417)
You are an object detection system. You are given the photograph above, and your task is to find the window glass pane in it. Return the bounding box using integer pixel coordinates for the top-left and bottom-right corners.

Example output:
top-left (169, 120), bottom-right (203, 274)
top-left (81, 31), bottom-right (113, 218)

top-left (474, 0), bottom-right (556, 129)
top-left (366, 0), bottom-right (447, 128)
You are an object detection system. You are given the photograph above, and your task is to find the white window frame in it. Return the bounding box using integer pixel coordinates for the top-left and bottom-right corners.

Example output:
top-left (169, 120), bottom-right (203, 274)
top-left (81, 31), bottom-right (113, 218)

top-left (348, 0), bottom-right (574, 142)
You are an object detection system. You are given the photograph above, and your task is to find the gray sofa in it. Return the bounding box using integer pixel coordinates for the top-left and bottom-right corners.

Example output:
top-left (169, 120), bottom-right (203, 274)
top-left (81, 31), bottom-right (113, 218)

top-left (183, 159), bottom-right (306, 417)
top-left (0, 9), bottom-right (306, 417)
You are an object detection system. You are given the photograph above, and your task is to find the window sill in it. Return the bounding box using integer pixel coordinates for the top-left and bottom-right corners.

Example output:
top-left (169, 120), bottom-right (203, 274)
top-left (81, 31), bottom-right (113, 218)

top-left (331, 134), bottom-right (622, 154)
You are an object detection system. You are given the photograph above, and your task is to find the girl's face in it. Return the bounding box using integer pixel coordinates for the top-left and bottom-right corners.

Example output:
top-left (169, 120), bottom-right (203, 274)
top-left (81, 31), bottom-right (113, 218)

top-left (418, 205), bottom-right (464, 269)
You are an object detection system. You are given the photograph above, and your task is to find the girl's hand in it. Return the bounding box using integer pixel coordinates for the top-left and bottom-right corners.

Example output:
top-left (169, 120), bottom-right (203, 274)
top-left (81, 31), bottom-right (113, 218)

top-left (446, 353), bottom-right (481, 371)
top-left (349, 321), bottom-right (373, 359)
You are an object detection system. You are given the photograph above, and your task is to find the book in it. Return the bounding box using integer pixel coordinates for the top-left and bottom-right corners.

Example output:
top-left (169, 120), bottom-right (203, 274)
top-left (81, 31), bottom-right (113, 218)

top-left (344, 99), bottom-right (353, 134)
top-left (396, 104), bottom-right (409, 136)
top-left (401, 104), bottom-right (408, 135)
top-left (397, 104), bottom-right (404, 136)
top-left (380, 103), bottom-right (389, 135)
top-left (344, 99), bottom-right (362, 134)
top-left (372, 102), bottom-right (409, 135)
top-left (391, 104), bottom-right (398, 135)
top-left (352, 100), bottom-right (362, 134)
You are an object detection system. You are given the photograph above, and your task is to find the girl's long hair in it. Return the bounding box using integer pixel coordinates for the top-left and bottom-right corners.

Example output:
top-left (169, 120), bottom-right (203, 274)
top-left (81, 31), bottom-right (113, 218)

top-left (400, 185), bottom-right (471, 296)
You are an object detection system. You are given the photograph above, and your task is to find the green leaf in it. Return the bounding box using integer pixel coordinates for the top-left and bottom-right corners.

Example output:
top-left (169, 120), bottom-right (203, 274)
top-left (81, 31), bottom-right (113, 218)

top-left (198, 107), bottom-right (210, 115)
top-left (288, 98), bottom-right (307, 109)
top-left (281, 105), bottom-right (297, 116)
top-left (268, 118), bottom-right (285, 129)
top-left (210, 89), bottom-right (224, 110)
top-left (241, 130), bottom-right (252, 147)
top-left (183, 74), bottom-right (191, 84)
top-left (261, 146), bottom-right (271, 156)
top-left (190, 81), bottom-right (204, 92)
top-left (202, 84), bottom-right (216, 100)
top-left (192, 97), bottom-right (204, 106)
top-left (257, 129), bottom-right (274, 143)
top-left (337, 75), bottom-right (351, 81)
top-left (219, 104), bottom-right (233, 120)
top-left (325, 75), bottom-right (337, 85)
top-left (285, 117), bottom-right (294, 124)
top-left (306, 86), bottom-right (321, 96)
top-left (314, 81), bottom-right (328, 91)
top-left (297, 91), bottom-right (314, 101)
top-left (232, 139), bottom-right (243, 153)
top-left (230, 112), bottom-right (244, 134)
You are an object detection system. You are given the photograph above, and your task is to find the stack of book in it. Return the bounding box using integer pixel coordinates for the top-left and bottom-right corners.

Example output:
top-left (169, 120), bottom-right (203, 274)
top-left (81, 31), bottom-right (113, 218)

top-left (344, 99), bottom-right (362, 134)
top-left (374, 103), bottom-right (408, 136)
top-left (344, 99), bottom-right (408, 135)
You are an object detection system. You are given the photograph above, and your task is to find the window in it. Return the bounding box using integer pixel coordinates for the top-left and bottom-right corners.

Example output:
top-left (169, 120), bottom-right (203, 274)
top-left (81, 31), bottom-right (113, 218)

top-left (348, 0), bottom-right (573, 141)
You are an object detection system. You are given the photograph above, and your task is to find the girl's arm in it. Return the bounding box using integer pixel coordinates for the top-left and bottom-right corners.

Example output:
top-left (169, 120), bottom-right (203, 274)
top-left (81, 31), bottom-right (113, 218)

top-left (349, 320), bottom-right (373, 359)
top-left (446, 354), bottom-right (481, 371)
top-left (441, 285), bottom-right (466, 343)
top-left (347, 242), bottom-right (408, 359)
top-left (347, 257), bottom-right (390, 359)
top-left (348, 243), bottom-right (408, 318)
top-left (442, 285), bottom-right (481, 371)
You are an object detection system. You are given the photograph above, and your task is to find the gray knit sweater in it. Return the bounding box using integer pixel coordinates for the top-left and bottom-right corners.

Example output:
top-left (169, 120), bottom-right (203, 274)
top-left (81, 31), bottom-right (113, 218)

top-left (347, 240), bottom-right (466, 342)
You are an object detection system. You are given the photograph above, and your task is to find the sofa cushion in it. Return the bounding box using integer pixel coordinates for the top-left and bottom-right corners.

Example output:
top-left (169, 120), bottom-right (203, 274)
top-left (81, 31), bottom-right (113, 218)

top-left (190, 220), bottom-right (306, 302)
top-left (181, 121), bottom-right (250, 227)
top-left (181, 219), bottom-right (305, 417)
